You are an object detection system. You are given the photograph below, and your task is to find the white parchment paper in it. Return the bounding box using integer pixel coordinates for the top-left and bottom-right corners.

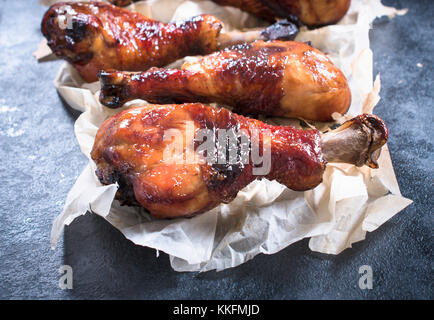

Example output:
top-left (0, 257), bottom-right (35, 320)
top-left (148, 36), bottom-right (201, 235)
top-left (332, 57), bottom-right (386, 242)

top-left (38, 0), bottom-right (411, 271)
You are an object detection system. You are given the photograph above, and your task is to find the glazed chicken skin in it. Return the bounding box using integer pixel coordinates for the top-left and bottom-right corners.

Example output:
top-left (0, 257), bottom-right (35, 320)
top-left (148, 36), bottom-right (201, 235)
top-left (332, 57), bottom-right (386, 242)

top-left (108, 0), bottom-right (351, 27)
top-left (41, 1), bottom-right (299, 82)
top-left (211, 0), bottom-right (351, 26)
top-left (41, 1), bottom-right (222, 82)
top-left (108, 0), bottom-right (134, 6)
top-left (100, 40), bottom-right (351, 121)
top-left (91, 103), bottom-right (388, 219)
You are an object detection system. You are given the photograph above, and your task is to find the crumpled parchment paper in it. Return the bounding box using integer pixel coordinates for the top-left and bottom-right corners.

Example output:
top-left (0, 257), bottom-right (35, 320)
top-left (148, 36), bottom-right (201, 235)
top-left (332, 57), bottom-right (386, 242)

top-left (37, 0), bottom-right (411, 271)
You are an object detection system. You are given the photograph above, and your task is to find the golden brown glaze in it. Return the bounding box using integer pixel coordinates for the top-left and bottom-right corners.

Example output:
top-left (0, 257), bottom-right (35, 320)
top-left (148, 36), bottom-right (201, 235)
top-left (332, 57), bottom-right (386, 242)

top-left (212, 0), bottom-right (276, 22)
top-left (41, 1), bottom-right (223, 82)
top-left (99, 40), bottom-right (351, 121)
top-left (91, 104), bottom-right (388, 219)
top-left (91, 103), bottom-right (326, 218)
top-left (212, 0), bottom-right (351, 26)
top-left (108, 0), bottom-right (134, 6)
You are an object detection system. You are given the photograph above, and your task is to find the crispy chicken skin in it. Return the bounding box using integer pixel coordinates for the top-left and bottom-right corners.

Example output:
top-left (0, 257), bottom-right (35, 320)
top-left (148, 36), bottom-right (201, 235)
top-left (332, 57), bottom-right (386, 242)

top-left (91, 103), bottom-right (388, 219)
top-left (41, 1), bottom-right (223, 82)
top-left (107, 0), bottom-right (351, 26)
top-left (99, 41), bottom-right (351, 121)
top-left (107, 0), bottom-right (134, 6)
top-left (91, 103), bottom-right (325, 218)
top-left (211, 0), bottom-right (351, 26)
top-left (41, 1), bottom-right (300, 83)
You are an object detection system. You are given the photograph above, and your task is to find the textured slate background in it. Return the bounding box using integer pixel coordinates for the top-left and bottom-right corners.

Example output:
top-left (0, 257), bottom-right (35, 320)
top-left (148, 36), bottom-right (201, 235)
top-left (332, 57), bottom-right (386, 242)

top-left (0, 0), bottom-right (432, 299)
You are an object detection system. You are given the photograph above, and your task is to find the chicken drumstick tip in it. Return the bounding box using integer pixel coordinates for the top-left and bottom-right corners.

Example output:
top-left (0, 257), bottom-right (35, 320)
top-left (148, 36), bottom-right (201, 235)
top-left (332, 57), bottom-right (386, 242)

top-left (216, 18), bottom-right (300, 49)
top-left (321, 114), bottom-right (389, 169)
top-left (99, 70), bottom-right (128, 108)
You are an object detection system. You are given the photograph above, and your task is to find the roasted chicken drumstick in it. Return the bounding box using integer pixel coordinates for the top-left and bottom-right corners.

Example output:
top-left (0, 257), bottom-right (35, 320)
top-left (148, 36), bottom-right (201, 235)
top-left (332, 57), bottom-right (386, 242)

top-left (108, 0), bottom-right (351, 27)
top-left (99, 40), bottom-right (351, 121)
top-left (211, 0), bottom-right (351, 26)
top-left (41, 1), bottom-right (299, 82)
top-left (91, 103), bottom-right (388, 219)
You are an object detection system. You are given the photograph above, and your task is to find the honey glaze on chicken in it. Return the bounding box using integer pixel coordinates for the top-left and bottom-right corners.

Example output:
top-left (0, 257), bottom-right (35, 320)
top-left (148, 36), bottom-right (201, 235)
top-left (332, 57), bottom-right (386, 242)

top-left (100, 41), bottom-right (351, 121)
top-left (41, 1), bottom-right (301, 83)
top-left (107, 0), bottom-right (351, 27)
top-left (91, 103), bottom-right (388, 219)
top-left (91, 103), bottom-right (326, 218)
top-left (41, 1), bottom-right (224, 82)
top-left (211, 0), bottom-right (351, 26)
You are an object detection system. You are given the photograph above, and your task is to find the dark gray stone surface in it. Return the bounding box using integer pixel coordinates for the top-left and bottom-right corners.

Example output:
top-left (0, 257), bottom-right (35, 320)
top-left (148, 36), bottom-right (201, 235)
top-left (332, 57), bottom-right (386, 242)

top-left (0, 0), bottom-right (432, 299)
